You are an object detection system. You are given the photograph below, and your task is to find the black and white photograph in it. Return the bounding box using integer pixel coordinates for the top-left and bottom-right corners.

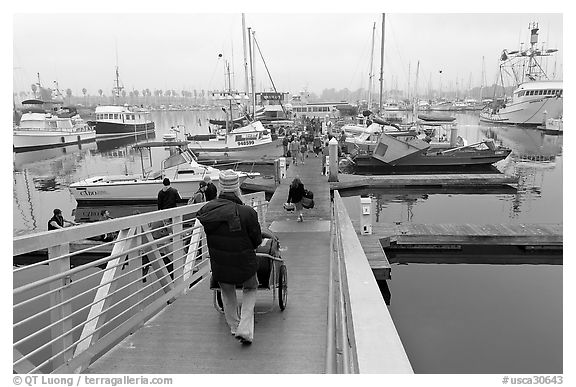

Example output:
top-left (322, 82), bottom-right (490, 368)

top-left (9, 1), bottom-right (568, 382)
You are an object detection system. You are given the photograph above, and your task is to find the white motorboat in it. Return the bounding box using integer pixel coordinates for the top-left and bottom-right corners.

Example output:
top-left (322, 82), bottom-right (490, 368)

top-left (14, 100), bottom-right (95, 152)
top-left (69, 147), bottom-right (259, 203)
top-left (186, 120), bottom-right (281, 157)
top-left (480, 22), bottom-right (562, 126)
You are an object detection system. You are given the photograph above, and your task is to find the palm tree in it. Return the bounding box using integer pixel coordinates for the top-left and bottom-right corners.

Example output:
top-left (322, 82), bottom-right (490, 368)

top-left (66, 88), bottom-right (73, 105)
top-left (98, 89), bottom-right (103, 103)
top-left (82, 88), bottom-right (87, 106)
top-left (31, 83), bottom-right (38, 99)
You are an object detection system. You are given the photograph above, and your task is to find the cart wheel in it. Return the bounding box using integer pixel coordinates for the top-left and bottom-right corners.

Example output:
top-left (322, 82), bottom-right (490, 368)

top-left (278, 264), bottom-right (288, 310)
top-left (214, 289), bottom-right (224, 313)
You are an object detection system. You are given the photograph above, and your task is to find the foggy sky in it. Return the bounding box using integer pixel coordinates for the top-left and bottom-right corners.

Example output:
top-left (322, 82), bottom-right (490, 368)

top-left (11, 6), bottom-right (564, 98)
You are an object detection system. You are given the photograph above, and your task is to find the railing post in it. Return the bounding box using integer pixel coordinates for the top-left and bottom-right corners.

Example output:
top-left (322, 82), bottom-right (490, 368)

top-left (47, 243), bottom-right (74, 370)
top-left (172, 214), bottom-right (184, 287)
top-left (328, 137), bottom-right (339, 182)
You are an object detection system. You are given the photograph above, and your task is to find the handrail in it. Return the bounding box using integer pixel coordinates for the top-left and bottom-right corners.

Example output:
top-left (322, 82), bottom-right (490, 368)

top-left (13, 192), bottom-right (268, 374)
top-left (329, 191), bottom-right (413, 374)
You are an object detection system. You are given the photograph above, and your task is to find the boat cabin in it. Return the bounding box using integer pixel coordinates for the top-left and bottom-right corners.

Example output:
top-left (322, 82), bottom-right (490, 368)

top-left (94, 105), bottom-right (152, 124)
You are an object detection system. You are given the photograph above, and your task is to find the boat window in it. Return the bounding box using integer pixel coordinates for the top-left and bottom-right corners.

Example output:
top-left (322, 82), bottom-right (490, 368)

top-left (519, 91), bottom-right (525, 97)
top-left (113, 114), bottom-right (118, 119)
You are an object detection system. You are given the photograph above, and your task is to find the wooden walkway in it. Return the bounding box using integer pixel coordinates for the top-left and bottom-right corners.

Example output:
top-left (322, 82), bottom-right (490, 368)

top-left (86, 154), bottom-right (334, 374)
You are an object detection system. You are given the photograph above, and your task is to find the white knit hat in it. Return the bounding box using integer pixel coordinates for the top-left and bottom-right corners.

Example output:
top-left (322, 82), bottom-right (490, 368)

top-left (218, 169), bottom-right (240, 192)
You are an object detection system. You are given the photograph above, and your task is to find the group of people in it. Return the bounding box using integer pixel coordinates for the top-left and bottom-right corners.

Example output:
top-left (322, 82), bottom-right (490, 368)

top-left (282, 131), bottom-right (331, 166)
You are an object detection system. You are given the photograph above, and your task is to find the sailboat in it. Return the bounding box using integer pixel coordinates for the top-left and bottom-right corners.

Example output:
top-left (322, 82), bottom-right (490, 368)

top-left (185, 17), bottom-right (280, 159)
top-left (479, 22), bottom-right (563, 126)
top-left (341, 19), bottom-right (401, 139)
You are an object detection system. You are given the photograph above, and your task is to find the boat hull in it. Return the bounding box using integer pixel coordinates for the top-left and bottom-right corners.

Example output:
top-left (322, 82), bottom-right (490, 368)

top-left (92, 121), bottom-right (156, 138)
top-left (479, 97), bottom-right (563, 126)
top-left (351, 148), bottom-right (511, 168)
top-left (70, 173), bottom-right (254, 203)
top-left (188, 138), bottom-right (283, 159)
top-left (13, 130), bottom-right (96, 152)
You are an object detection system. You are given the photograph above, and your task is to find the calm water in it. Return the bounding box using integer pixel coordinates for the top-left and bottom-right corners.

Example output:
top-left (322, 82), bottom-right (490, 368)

top-left (12, 110), bottom-right (563, 373)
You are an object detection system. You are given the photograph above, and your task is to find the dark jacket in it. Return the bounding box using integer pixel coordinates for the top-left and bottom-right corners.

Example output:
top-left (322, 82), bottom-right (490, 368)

top-left (48, 214), bottom-right (63, 230)
top-left (287, 182), bottom-right (305, 203)
top-left (157, 186), bottom-right (181, 210)
top-left (205, 182), bottom-right (218, 201)
top-left (197, 193), bottom-right (262, 284)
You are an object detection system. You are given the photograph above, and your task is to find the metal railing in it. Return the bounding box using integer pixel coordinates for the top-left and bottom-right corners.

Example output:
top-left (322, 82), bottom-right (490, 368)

top-left (13, 192), bottom-right (268, 374)
top-left (327, 191), bottom-right (413, 374)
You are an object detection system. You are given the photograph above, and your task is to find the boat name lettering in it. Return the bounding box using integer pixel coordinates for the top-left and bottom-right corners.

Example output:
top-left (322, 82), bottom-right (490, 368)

top-left (235, 133), bottom-right (259, 141)
top-left (79, 190), bottom-right (105, 196)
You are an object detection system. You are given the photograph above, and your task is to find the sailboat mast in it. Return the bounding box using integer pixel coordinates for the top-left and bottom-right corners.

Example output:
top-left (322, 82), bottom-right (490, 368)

top-left (480, 56), bottom-right (485, 101)
top-left (379, 13), bottom-right (385, 113)
top-left (248, 27), bottom-right (256, 116)
top-left (241, 14), bottom-right (250, 115)
top-left (368, 22), bottom-right (375, 111)
top-left (226, 61), bottom-right (233, 143)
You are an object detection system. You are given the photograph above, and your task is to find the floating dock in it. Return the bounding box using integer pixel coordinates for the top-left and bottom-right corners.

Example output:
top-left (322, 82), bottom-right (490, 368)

top-left (356, 222), bottom-right (562, 270)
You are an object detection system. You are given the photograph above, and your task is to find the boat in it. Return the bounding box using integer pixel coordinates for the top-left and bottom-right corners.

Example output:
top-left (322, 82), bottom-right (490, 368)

top-left (186, 120), bottom-right (279, 157)
top-left (69, 146), bottom-right (259, 203)
top-left (14, 99), bottom-right (96, 152)
top-left (418, 113), bottom-right (456, 122)
top-left (479, 23), bottom-right (562, 126)
top-left (186, 21), bottom-right (282, 158)
top-left (88, 66), bottom-right (155, 138)
top-left (537, 117), bottom-right (563, 134)
top-left (342, 130), bottom-right (511, 170)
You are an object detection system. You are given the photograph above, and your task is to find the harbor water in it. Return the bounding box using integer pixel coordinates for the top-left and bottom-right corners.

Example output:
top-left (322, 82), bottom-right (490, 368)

top-left (13, 110), bottom-right (563, 373)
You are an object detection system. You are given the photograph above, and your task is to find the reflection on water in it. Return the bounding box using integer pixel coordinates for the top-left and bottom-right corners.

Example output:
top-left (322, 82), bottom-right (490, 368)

top-left (386, 264), bottom-right (562, 374)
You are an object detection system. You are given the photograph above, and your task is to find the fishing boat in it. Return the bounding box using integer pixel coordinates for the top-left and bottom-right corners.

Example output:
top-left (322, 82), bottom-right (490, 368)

top-left (69, 146), bottom-right (259, 203)
top-left (479, 22), bottom-right (562, 126)
top-left (88, 66), bottom-right (155, 138)
top-left (186, 120), bottom-right (279, 157)
top-left (14, 99), bottom-right (95, 152)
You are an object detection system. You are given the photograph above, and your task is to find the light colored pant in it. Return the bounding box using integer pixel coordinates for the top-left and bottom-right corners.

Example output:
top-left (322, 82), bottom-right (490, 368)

top-left (219, 283), bottom-right (258, 341)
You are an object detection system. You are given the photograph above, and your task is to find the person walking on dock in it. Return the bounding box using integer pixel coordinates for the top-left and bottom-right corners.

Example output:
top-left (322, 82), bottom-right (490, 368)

top-left (157, 178), bottom-right (181, 210)
top-left (287, 177), bottom-right (306, 222)
top-left (203, 175), bottom-right (218, 201)
top-left (48, 208), bottom-right (78, 230)
top-left (289, 137), bottom-right (300, 165)
top-left (197, 170), bottom-right (263, 344)
top-left (299, 136), bottom-right (307, 164)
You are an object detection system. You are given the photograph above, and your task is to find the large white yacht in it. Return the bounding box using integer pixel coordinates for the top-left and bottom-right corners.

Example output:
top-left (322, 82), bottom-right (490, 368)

top-left (14, 100), bottom-right (95, 152)
top-left (480, 22), bottom-right (562, 126)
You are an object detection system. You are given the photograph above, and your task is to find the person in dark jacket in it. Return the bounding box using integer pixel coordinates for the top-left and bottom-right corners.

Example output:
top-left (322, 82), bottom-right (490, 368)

top-left (48, 208), bottom-right (78, 230)
top-left (197, 169), bottom-right (262, 344)
top-left (157, 178), bottom-right (181, 210)
top-left (203, 175), bottom-right (218, 201)
top-left (287, 177), bottom-right (306, 222)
